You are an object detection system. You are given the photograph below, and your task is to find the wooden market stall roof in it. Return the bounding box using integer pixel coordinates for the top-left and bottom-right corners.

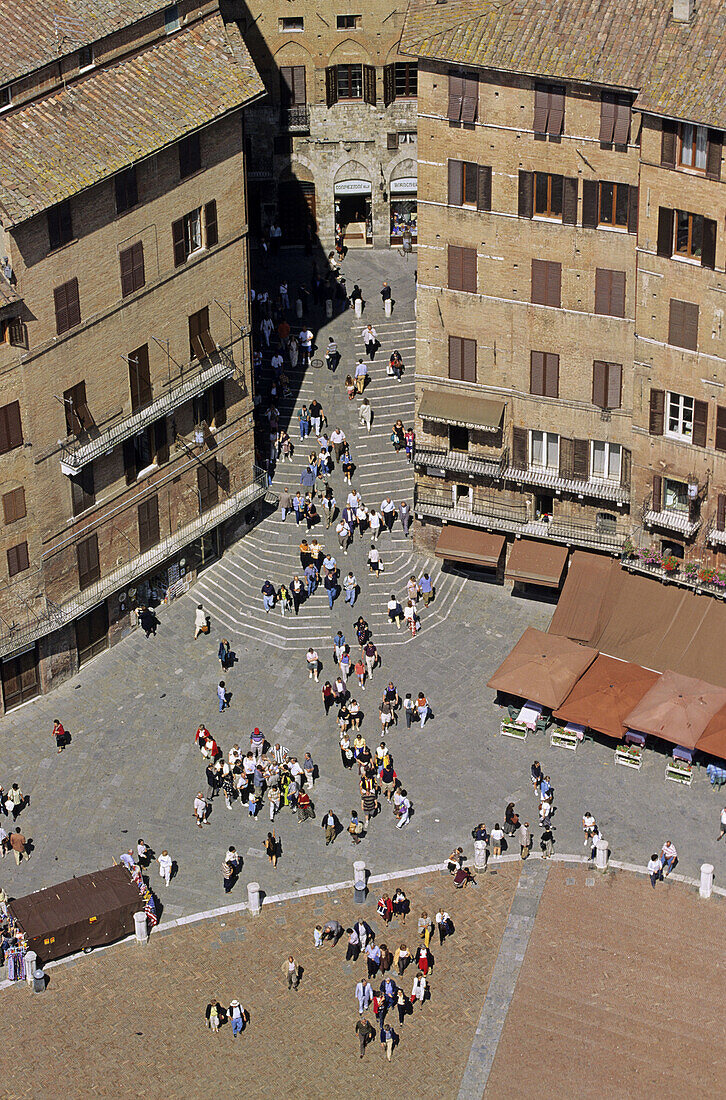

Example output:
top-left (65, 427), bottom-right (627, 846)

top-left (505, 539), bottom-right (569, 588)
top-left (623, 670), bottom-right (726, 750)
top-left (553, 653), bottom-right (661, 741)
top-left (434, 525), bottom-right (506, 567)
top-left (486, 626), bottom-right (598, 710)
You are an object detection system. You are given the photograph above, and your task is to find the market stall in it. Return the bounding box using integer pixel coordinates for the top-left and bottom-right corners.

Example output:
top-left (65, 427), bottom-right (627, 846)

top-left (7, 865), bottom-right (144, 966)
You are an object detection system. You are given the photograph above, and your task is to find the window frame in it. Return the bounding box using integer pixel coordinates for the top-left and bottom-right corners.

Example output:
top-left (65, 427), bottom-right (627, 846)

top-left (164, 5), bottom-right (180, 34)
top-left (533, 172), bottom-right (563, 220)
top-left (336, 14), bottom-right (361, 29)
top-left (673, 210), bottom-right (704, 261)
top-left (114, 167), bottom-right (138, 215)
top-left (335, 63), bottom-right (363, 101)
top-left (529, 429), bottom-right (560, 471)
top-left (393, 62), bottom-right (417, 99)
top-left (0, 400), bottom-right (23, 454)
top-left (278, 16), bottom-right (304, 32)
top-left (48, 200), bottom-right (74, 252)
top-left (119, 241), bottom-right (145, 298)
top-left (78, 45), bottom-right (94, 71)
top-left (597, 181), bottom-right (629, 228)
top-left (7, 541), bottom-right (29, 578)
top-left (53, 278), bottom-right (81, 335)
top-left (664, 477), bottom-right (689, 513)
top-left (63, 380), bottom-right (92, 435)
top-left (590, 440), bottom-right (622, 483)
top-left (0, 84), bottom-right (12, 111)
top-left (2, 486), bottom-right (26, 525)
top-left (678, 123), bottom-right (708, 173)
top-left (665, 391), bottom-right (695, 442)
top-left (178, 133), bottom-right (201, 180)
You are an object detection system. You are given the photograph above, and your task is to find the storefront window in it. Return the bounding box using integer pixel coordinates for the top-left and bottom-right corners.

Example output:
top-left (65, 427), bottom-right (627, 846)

top-left (389, 178), bottom-right (417, 244)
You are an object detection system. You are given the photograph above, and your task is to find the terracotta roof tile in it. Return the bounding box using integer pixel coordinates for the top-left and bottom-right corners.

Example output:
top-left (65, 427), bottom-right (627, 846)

top-left (0, 14), bottom-right (264, 225)
top-left (401, 0), bottom-right (726, 130)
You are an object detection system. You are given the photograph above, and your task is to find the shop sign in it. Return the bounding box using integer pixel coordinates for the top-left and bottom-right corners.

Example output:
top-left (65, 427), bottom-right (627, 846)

top-left (334, 179), bottom-right (372, 195)
top-left (390, 176), bottom-right (418, 193)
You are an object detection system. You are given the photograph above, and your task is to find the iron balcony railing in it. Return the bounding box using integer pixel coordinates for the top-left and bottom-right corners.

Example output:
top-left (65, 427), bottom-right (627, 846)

top-left (280, 105), bottom-right (310, 131)
top-left (415, 447), bottom-right (505, 479)
top-left (0, 468), bottom-right (268, 659)
top-left (415, 487), bottom-right (626, 553)
top-left (59, 350), bottom-right (237, 475)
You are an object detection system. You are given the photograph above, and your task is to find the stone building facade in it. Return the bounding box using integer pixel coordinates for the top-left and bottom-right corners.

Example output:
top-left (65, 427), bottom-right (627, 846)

top-left (401, 0), bottom-right (726, 583)
top-left (233, 0), bottom-right (418, 249)
top-left (0, 1), bottom-right (264, 711)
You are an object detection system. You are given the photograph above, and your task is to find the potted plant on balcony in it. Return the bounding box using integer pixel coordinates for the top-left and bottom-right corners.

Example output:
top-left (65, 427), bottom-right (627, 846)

top-left (683, 562), bottom-right (699, 581)
top-left (661, 555), bottom-right (680, 575)
top-left (698, 566), bottom-right (717, 585)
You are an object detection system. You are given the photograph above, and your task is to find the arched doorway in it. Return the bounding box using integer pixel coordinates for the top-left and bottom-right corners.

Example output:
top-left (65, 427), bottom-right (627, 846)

top-left (334, 162), bottom-right (373, 246)
top-left (390, 159), bottom-right (418, 245)
top-left (278, 166), bottom-right (317, 245)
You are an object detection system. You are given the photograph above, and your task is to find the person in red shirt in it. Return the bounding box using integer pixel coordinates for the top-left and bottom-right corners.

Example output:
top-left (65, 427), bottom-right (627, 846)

top-left (52, 719), bottom-right (66, 753)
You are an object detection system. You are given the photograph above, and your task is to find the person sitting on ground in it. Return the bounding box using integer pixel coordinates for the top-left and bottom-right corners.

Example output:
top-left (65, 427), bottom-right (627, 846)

top-left (447, 847), bottom-right (465, 875)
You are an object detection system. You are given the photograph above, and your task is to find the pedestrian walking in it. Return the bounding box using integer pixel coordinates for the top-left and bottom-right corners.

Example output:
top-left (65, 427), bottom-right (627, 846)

top-left (399, 501), bottom-right (411, 537)
top-left (381, 497), bottom-right (396, 534)
top-left (217, 680), bottom-right (229, 712)
top-left (418, 573), bottom-right (433, 606)
top-left (518, 821), bottom-right (532, 859)
top-left (322, 809), bottom-right (337, 845)
top-left (356, 1017), bottom-right (376, 1058)
top-left (540, 825), bottom-right (554, 858)
top-left (416, 692), bottom-right (430, 727)
top-left (411, 970), bottom-right (427, 1008)
top-left (306, 647), bottom-right (320, 682)
top-left (403, 600), bottom-right (419, 637)
top-left (354, 358), bottom-right (368, 394)
top-left (218, 639), bottom-right (231, 671)
top-left (387, 595), bottom-right (403, 628)
top-left (283, 955), bottom-right (300, 991)
top-left (359, 398), bottom-right (372, 432)
top-left (309, 398), bottom-right (324, 436)
top-left (206, 1000), bottom-right (221, 1032)
top-left (222, 858), bottom-right (236, 893)
top-left (368, 543), bottom-right (381, 575)
top-left (362, 324), bottom-right (378, 360)
top-left (194, 793), bottom-right (209, 828)
top-left (9, 828), bottom-right (26, 865)
top-left (435, 907), bottom-right (452, 944)
top-left (52, 718), bottom-right (67, 753)
top-left (647, 853), bottom-right (661, 888)
top-left (325, 337), bottom-right (339, 371)
top-left (324, 569), bottom-right (338, 609)
top-left (158, 850), bottom-right (173, 886)
top-left (356, 977), bottom-right (374, 1014)
top-left (346, 927), bottom-right (361, 961)
top-left (194, 604), bottom-right (209, 638)
top-left (229, 999), bottom-right (246, 1037)
top-left (380, 1022), bottom-right (396, 1061)
top-left (343, 571), bottom-right (357, 607)
top-left (299, 327), bottom-right (313, 368)
top-left (265, 831), bottom-right (278, 867)
top-left (261, 579), bottom-right (276, 613)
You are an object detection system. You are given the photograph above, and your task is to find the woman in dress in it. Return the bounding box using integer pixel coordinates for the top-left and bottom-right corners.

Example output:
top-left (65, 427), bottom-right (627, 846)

top-left (340, 732), bottom-right (354, 769)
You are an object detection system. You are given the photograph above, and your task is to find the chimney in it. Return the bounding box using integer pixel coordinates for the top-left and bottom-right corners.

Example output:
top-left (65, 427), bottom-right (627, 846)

top-left (673, 0), bottom-right (695, 21)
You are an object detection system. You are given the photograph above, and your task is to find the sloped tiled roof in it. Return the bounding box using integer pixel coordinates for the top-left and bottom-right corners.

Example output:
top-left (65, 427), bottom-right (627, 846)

top-left (0, 14), bottom-right (264, 225)
top-left (401, 0), bottom-right (726, 130)
top-left (0, 1), bottom-right (171, 85)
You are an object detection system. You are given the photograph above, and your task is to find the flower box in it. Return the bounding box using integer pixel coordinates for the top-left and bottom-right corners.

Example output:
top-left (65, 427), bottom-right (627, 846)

top-left (615, 745), bottom-right (642, 770)
top-left (550, 727), bottom-right (579, 752)
top-left (500, 719), bottom-right (528, 741)
top-left (665, 761), bottom-right (693, 786)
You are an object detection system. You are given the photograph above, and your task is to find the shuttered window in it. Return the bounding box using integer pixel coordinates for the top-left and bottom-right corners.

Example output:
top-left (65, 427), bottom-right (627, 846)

top-left (657, 207), bottom-right (675, 257)
top-left (511, 426), bottom-right (528, 468)
top-left (334, 64), bottom-right (363, 100)
top-left (573, 438), bottom-right (590, 479)
top-left (531, 260), bottom-right (561, 307)
top-left (138, 495), bottom-right (161, 554)
top-left (129, 345), bottom-right (152, 411)
top-left (530, 351), bottom-right (559, 398)
top-left (198, 461), bottom-right (219, 513)
top-left (70, 465), bottom-right (95, 516)
top-left (114, 166), bottom-right (138, 214)
top-left (533, 83), bottom-right (565, 138)
top-left (7, 541), bottom-right (29, 577)
top-left (592, 361), bottom-right (622, 409)
top-left (387, 132), bottom-right (398, 151)
top-left (599, 92), bottom-right (631, 146)
top-left (48, 200), bottom-right (73, 251)
top-left (178, 133), bottom-right (201, 179)
top-left (652, 474), bottom-right (662, 511)
top-left (668, 299), bottom-right (699, 351)
top-left (477, 165), bottom-right (492, 211)
top-left (448, 336), bottom-right (476, 382)
top-left (0, 400), bottom-right (23, 454)
top-left (715, 406), bottom-right (726, 453)
top-left (706, 130), bottom-right (723, 181)
top-left (189, 306), bottom-right (211, 359)
top-left (325, 66), bottom-right (338, 107)
top-left (77, 533), bottom-right (100, 591)
top-left (448, 246), bottom-right (477, 293)
top-left (54, 278), bottom-right (81, 335)
top-left (119, 241), bottom-right (145, 298)
top-left (692, 399), bottom-right (708, 448)
top-left (280, 65), bottom-right (306, 106)
top-left (518, 171), bottom-right (534, 219)
top-left (2, 487), bottom-right (26, 525)
top-left (534, 173), bottom-right (563, 217)
top-left (649, 389), bottom-right (665, 435)
top-left (63, 380), bottom-right (92, 435)
top-left (717, 493), bottom-right (726, 531)
top-left (448, 70), bottom-right (477, 123)
top-left (383, 63), bottom-right (395, 107)
top-left (204, 200), bottom-right (218, 247)
top-left (594, 269), bottom-right (626, 317)
top-left (449, 161), bottom-right (490, 209)
top-left (363, 65), bottom-right (376, 105)
top-left (661, 119), bottom-right (677, 168)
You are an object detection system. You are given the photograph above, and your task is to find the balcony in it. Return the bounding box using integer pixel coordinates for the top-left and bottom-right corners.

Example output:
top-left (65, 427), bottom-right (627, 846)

top-left (708, 521), bottom-right (726, 549)
top-left (505, 463), bottom-right (629, 504)
top-left (58, 349), bottom-right (236, 475)
top-left (247, 157), bottom-right (274, 180)
top-left (643, 508), bottom-right (701, 538)
top-left (280, 105), bottom-right (310, 132)
top-left (415, 446), bottom-right (505, 480)
top-left (0, 468), bottom-right (268, 659)
top-left (415, 487), bottom-right (626, 553)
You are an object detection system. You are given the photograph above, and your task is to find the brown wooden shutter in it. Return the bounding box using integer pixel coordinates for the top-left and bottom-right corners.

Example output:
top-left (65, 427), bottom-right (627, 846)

top-left (572, 438), bottom-right (589, 479)
top-left (448, 245), bottom-right (462, 291)
top-left (383, 64), bottom-right (395, 107)
top-left (204, 201), bottom-right (218, 247)
top-left (8, 319), bottom-right (28, 348)
top-left (670, 300), bottom-right (699, 351)
top-left (387, 132), bottom-right (398, 151)
top-left (448, 72), bottom-right (463, 122)
top-left (599, 93), bottom-right (616, 143)
top-left (661, 119), bottom-right (677, 168)
top-left (70, 466), bottom-right (95, 516)
top-left (211, 380), bottom-right (227, 427)
top-left (198, 461), bottom-right (219, 512)
top-left (129, 345), bottom-right (151, 410)
top-left (530, 350), bottom-right (545, 394)
top-left (611, 270), bottom-right (626, 317)
top-left (123, 438), bottom-right (137, 484)
top-left (706, 130), bottom-right (723, 181)
top-left (559, 436), bottom-right (574, 477)
top-left (120, 242), bottom-right (144, 297)
top-left (592, 361), bottom-right (607, 408)
top-left (716, 406), bottom-right (726, 452)
top-left (325, 66), bottom-right (337, 107)
top-left (702, 218), bottom-right (717, 270)
top-left (461, 247), bottom-right (477, 293)
top-left (293, 66), bottom-right (306, 105)
top-left (120, 246), bottom-right (134, 298)
top-left (544, 353), bottom-right (559, 398)
top-left (77, 533), bottom-right (100, 590)
top-left (594, 269), bottom-right (610, 316)
top-left (533, 85), bottom-right (548, 136)
top-left (531, 260), bottom-right (546, 306)
top-left (154, 417), bottom-right (169, 465)
top-left (651, 475), bottom-right (662, 511)
top-left (462, 338), bottom-right (476, 382)
top-left (2, 487), bottom-right (25, 524)
top-left (549, 86), bottom-right (565, 136)
top-left (627, 185), bottom-right (638, 234)
top-left (607, 363), bottom-right (622, 409)
top-left (657, 208), bottom-right (674, 257)
top-left (613, 96), bottom-right (631, 145)
top-left (620, 447), bottom-right (631, 489)
top-left (448, 335), bottom-right (463, 380)
top-left (138, 495), bottom-right (160, 554)
top-left (582, 180), bottom-right (598, 228)
top-left (363, 65), bottom-right (376, 105)
top-left (54, 278), bottom-right (80, 335)
top-left (172, 218), bottom-right (186, 267)
top-left (448, 160), bottom-right (463, 205)
top-left (518, 171), bottom-right (534, 219)
top-left (477, 165), bottom-right (492, 211)
top-left (692, 400), bottom-right (708, 447)
top-left (0, 401), bottom-right (23, 454)
top-left (649, 389), bottom-right (665, 435)
top-left (512, 426), bottom-right (527, 468)
top-left (280, 66), bottom-right (293, 108)
top-left (461, 73), bottom-right (477, 123)
top-left (718, 493), bottom-right (726, 531)
top-left (7, 542), bottom-right (29, 577)
top-left (668, 299), bottom-right (683, 347)
top-left (547, 262), bottom-right (561, 307)
top-left (562, 177), bottom-right (578, 224)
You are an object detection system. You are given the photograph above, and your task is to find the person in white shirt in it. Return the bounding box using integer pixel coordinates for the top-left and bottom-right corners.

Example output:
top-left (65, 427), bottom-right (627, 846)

top-left (387, 595), bottom-right (402, 628)
top-left (336, 519), bottom-right (351, 553)
top-left (582, 812), bottom-right (596, 846)
top-left (381, 497), bottom-right (396, 534)
top-left (717, 806), bottom-right (726, 841)
top-left (306, 647), bottom-right (319, 682)
top-left (261, 316), bottom-right (274, 346)
top-left (279, 280), bottom-right (289, 309)
top-left (490, 823), bottom-right (504, 858)
top-left (395, 792), bottom-right (410, 828)
top-left (194, 604), bottom-right (208, 639)
top-left (435, 909), bottom-right (451, 944)
top-left (368, 510), bottom-right (381, 540)
top-left (355, 504), bottom-right (368, 538)
top-left (229, 998), bottom-right (246, 1037)
top-left (271, 351), bottom-right (283, 374)
top-left (368, 544), bottom-right (381, 574)
top-left (193, 793), bottom-right (208, 828)
top-left (362, 324), bottom-right (378, 360)
top-left (359, 397), bottom-right (372, 432)
top-left (411, 971), bottom-right (427, 1005)
top-left (354, 359), bottom-right (367, 393)
top-left (157, 850), bottom-right (173, 886)
top-left (647, 854), bottom-right (661, 889)
top-left (660, 840), bottom-right (677, 876)
top-left (299, 327), bottom-right (313, 368)
top-left (289, 757), bottom-right (304, 784)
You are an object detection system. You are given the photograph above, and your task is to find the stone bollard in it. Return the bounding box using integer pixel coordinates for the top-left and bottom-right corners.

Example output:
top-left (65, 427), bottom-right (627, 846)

top-left (247, 881), bottom-right (261, 916)
top-left (699, 863), bottom-right (714, 899)
top-left (595, 837), bottom-right (609, 871)
top-left (32, 968), bottom-right (46, 994)
top-left (325, 298), bottom-right (333, 320)
top-left (354, 297), bottom-right (363, 318)
top-left (474, 841), bottom-right (488, 871)
top-left (353, 860), bottom-right (367, 904)
top-left (414, 296), bottom-right (417, 318)
top-left (384, 298), bottom-right (392, 317)
top-left (295, 298), bottom-right (303, 319)
top-left (24, 950), bottom-right (37, 987)
top-left (134, 911), bottom-right (149, 945)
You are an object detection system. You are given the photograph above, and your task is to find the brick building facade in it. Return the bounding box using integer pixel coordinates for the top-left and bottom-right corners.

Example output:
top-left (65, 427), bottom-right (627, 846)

top-left (0, 1), bottom-right (264, 711)
top-left (401, 0), bottom-right (726, 587)
top-left (232, 0), bottom-right (418, 249)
